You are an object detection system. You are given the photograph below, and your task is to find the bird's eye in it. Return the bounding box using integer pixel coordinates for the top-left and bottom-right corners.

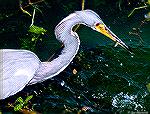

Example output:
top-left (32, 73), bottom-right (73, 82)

top-left (95, 23), bottom-right (100, 26)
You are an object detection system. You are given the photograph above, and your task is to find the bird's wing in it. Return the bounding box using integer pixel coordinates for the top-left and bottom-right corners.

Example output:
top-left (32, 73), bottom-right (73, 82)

top-left (0, 49), bottom-right (41, 99)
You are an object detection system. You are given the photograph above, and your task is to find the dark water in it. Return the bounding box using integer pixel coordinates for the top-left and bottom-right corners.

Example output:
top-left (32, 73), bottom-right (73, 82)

top-left (0, 1), bottom-right (150, 113)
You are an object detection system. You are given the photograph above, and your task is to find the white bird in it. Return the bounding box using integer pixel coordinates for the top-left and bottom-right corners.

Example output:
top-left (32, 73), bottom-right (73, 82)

top-left (0, 10), bottom-right (131, 99)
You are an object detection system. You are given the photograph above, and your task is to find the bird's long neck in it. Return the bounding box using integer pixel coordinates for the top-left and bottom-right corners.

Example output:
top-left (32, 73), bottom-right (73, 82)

top-left (29, 13), bottom-right (82, 85)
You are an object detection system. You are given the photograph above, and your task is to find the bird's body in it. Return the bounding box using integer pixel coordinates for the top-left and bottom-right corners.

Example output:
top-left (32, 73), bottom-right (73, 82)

top-left (0, 10), bottom-right (130, 99)
top-left (0, 49), bottom-right (40, 99)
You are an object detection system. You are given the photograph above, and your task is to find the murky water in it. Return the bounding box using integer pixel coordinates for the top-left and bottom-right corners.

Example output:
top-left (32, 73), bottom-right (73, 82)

top-left (0, 2), bottom-right (150, 113)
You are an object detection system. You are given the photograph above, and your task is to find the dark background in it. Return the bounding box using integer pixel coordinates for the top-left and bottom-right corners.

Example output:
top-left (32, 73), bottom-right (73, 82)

top-left (0, 0), bottom-right (150, 113)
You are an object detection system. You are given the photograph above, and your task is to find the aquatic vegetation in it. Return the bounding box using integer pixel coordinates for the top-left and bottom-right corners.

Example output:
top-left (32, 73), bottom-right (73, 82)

top-left (128, 0), bottom-right (150, 18)
top-left (29, 25), bottom-right (47, 35)
top-left (20, 8), bottom-right (47, 51)
top-left (0, 0), bottom-right (150, 113)
top-left (8, 95), bottom-right (33, 112)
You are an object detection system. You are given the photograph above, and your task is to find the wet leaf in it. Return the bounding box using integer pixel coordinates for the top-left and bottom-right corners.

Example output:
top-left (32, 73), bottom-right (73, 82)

top-left (148, 0), bottom-right (150, 5)
top-left (146, 83), bottom-right (150, 92)
top-left (14, 104), bottom-right (23, 111)
top-left (16, 97), bottom-right (24, 103)
top-left (28, 25), bottom-right (47, 34)
top-left (24, 95), bottom-right (33, 104)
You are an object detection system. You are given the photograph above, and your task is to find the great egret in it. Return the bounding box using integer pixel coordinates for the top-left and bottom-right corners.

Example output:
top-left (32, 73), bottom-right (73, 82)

top-left (0, 10), bottom-right (131, 99)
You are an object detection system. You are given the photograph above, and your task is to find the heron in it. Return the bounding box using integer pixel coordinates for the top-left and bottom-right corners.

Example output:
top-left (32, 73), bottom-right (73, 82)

top-left (0, 10), bottom-right (131, 99)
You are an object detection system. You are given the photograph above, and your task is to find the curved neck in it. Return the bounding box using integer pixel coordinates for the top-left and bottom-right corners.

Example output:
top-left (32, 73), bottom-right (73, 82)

top-left (29, 13), bottom-right (81, 85)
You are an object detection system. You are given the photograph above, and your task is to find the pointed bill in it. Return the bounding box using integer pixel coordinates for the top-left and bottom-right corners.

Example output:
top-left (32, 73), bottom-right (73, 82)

top-left (95, 23), bottom-right (132, 53)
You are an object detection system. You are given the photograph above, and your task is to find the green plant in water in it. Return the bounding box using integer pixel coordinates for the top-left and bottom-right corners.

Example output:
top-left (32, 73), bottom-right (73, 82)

top-left (20, 25), bottom-right (47, 51)
top-left (128, 0), bottom-right (150, 19)
top-left (146, 83), bottom-right (150, 92)
top-left (128, 0), bottom-right (150, 43)
top-left (28, 25), bottom-right (47, 42)
top-left (8, 95), bottom-right (33, 111)
top-left (20, 7), bottom-right (47, 51)
top-left (29, 25), bottom-right (47, 35)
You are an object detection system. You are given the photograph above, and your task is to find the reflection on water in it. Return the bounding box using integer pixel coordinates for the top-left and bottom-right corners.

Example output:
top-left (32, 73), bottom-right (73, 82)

top-left (112, 92), bottom-right (144, 111)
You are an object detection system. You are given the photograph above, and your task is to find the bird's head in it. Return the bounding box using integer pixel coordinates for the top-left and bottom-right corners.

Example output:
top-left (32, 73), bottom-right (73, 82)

top-left (75, 10), bottom-right (132, 53)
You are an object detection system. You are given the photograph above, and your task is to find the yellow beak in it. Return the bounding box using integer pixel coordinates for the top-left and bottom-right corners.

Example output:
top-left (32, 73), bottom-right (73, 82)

top-left (95, 23), bottom-right (132, 53)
